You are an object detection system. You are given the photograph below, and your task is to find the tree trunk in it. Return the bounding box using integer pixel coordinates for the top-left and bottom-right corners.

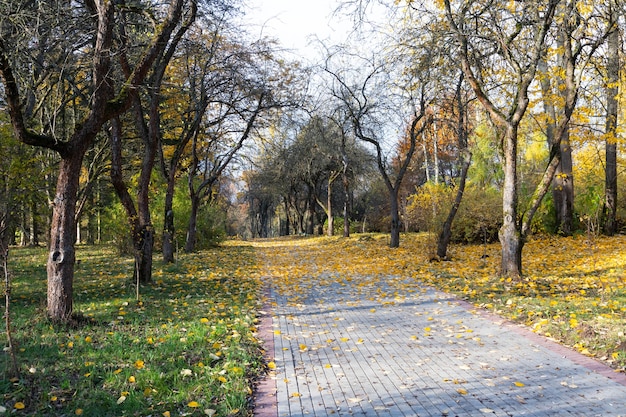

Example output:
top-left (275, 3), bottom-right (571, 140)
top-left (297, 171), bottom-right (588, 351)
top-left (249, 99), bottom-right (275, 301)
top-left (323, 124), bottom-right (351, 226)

top-left (134, 224), bottom-right (154, 284)
top-left (499, 125), bottom-right (522, 278)
top-left (343, 173), bottom-right (350, 238)
top-left (327, 177), bottom-right (334, 236)
top-left (553, 128), bottom-right (574, 235)
top-left (47, 149), bottom-right (86, 321)
top-left (162, 171), bottom-right (176, 262)
top-left (306, 186), bottom-right (315, 235)
top-left (437, 150), bottom-right (471, 259)
top-left (185, 195), bottom-right (200, 253)
top-left (283, 199), bottom-right (291, 236)
top-left (604, 27), bottom-right (619, 236)
top-left (389, 188), bottom-right (400, 248)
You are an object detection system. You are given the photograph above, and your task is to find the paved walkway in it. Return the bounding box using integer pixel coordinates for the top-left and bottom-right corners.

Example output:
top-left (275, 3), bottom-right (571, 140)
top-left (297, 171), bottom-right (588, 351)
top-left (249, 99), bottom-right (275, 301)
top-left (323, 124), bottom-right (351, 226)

top-left (254, 274), bottom-right (626, 417)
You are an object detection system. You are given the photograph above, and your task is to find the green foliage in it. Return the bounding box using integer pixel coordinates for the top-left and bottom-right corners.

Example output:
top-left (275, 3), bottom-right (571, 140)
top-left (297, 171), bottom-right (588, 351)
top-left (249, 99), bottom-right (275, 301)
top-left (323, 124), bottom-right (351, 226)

top-left (2, 244), bottom-right (263, 416)
top-left (102, 178), bottom-right (226, 254)
top-left (450, 186), bottom-right (502, 244)
top-left (102, 202), bottom-right (135, 255)
top-left (406, 182), bottom-right (501, 244)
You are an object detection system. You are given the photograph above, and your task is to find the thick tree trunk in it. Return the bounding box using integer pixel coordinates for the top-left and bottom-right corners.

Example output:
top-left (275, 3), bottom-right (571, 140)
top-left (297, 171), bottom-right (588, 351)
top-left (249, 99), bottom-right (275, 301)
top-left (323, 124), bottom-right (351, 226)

top-left (47, 150), bottom-right (86, 321)
top-left (134, 224), bottom-right (154, 284)
top-left (185, 195), bottom-right (200, 253)
top-left (389, 189), bottom-right (400, 248)
top-left (553, 129), bottom-right (574, 235)
top-left (499, 125), bottom-right (522, 278)
top-left (604, 27), bottom-right (619, 236)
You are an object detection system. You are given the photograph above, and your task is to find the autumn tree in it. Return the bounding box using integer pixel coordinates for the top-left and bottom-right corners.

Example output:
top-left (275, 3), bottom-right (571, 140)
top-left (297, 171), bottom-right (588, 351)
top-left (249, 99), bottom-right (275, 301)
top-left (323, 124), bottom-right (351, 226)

top-left (602, 15), bottom-right (620, 235)
top-left (0, 0), bottom-right (198, 321)
top-left (326, 48), bottom-right (432, 247)
top-left (443, 0), bottom-right (559, 277)
top-left (183, 41), bottom-right (299, 252)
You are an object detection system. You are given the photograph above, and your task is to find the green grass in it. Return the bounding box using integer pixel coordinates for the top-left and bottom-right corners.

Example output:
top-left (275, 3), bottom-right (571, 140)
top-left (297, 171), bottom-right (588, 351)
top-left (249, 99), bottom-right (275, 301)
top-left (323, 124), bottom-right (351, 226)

top-left (2, 244), bottom-right (264, 416)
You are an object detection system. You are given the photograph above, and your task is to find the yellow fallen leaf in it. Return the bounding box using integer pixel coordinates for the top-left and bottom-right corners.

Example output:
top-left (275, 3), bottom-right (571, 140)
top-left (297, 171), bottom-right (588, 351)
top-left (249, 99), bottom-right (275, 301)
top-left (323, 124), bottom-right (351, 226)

top-left (290, 392), bottom-right (301, 397)
top-left (134, 360), bottom-right (145, 369)
top-left (128, 375), bottom-right (136, 383)
top-left (75, 409), bottom-right (83, 415)
top-left (163, 412), bottom-right (171, 417)
top-left (200, 317), bottom-right (209, 323)
top-left (14, 402), bottom-right (25, 410)
top-left (457, 388), bottom-right (468, 395)
top-left (267, 361), bottom-right (277, 370)
top-left (188, 401), bottom-right (200, 408)
top-left (340, 337), bottom-right (349, 342)
top-left (514, 381), bottom-right (525, 387)
top-left (117, 396), bottom-right (126, 404)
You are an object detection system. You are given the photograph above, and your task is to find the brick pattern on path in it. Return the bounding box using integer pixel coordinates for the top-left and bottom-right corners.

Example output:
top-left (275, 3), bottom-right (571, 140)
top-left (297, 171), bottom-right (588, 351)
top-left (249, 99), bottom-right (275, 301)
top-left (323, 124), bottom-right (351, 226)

top-left (255, 275), bottom-right (626, 417)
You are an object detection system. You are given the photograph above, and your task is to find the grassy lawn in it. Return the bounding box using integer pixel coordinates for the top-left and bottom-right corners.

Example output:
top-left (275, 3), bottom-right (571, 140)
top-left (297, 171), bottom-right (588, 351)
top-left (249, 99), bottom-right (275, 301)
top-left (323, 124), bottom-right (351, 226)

top-left (2, 243), bottom-right (264, 416)
top-left (2, 233), bottom-right (625, 415)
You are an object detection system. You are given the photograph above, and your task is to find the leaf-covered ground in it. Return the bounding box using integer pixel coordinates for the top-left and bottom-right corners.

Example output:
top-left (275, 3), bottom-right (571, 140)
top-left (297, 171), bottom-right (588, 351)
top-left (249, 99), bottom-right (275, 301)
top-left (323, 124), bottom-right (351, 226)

top-left (254, 233), bottom-right (626, 372)
top-left (2, 233), bottom-right (624, 415)
top-left (2, 244), bottom-right (264, 416)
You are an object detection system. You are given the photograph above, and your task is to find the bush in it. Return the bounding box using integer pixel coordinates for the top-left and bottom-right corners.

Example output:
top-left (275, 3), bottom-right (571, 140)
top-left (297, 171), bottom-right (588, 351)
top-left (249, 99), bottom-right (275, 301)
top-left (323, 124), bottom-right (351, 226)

top-left (451, 186), bottom-right (502, 244)
top-left (406, 183), bottom-right (502, 244)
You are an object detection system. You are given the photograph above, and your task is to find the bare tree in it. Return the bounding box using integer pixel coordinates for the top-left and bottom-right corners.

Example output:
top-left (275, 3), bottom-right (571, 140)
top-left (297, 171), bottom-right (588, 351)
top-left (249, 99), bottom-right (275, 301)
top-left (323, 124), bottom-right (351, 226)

top-left (325, 50), bottom-right (432, 247)
top-left (0, 0), bottom-right (197, 321)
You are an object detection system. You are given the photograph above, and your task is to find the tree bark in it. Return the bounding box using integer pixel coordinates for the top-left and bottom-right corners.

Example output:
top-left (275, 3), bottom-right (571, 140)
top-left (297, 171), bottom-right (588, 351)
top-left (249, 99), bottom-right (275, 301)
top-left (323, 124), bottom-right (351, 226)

top-left (499, 125), bottom-right (523, 277)
top-left (553, 128), bottom-right (574, 235)
top-left (185, 195), bottom-right (200, 253)
top-left (389, 188), bottom-right (401, 248)
top-left (47, 146), bottom-right (89, 320)
top-left (327, 176), bottom-right (334, 236)
top-left (437, 150), bottom-right (471, 259)
top-left (603, 26), bottom-right (619, 236)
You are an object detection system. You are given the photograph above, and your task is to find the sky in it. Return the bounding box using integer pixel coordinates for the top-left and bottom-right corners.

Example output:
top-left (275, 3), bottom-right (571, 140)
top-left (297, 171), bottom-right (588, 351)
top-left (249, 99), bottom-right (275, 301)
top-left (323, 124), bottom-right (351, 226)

top-left (244, 0), bottom-right (353, 61)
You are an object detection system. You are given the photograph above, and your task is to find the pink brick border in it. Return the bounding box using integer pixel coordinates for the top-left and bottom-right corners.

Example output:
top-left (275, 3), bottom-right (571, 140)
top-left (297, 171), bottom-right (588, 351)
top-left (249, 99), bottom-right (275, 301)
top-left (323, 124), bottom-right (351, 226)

top-left (454, 298), bottom-right (626, 387)
top-left (253, 288), bottom-right (278, 417)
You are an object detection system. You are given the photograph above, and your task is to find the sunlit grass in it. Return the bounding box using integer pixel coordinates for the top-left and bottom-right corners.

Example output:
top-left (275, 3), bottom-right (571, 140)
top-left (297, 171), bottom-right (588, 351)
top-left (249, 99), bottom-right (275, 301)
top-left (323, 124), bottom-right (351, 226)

top-left (3, 233), bottom-right (625, 415)
top-left (2, 244), bottom-right (264, 416)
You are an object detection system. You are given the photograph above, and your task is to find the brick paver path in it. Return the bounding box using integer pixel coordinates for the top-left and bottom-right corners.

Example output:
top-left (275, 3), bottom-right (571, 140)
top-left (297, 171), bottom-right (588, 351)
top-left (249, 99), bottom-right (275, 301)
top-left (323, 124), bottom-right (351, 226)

top-left (255, 274), bottom-right (626, 417)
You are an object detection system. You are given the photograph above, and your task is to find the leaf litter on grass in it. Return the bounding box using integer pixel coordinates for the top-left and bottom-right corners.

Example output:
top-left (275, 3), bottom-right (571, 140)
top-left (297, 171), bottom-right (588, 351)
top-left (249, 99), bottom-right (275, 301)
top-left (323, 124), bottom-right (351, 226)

top-left (253, 233), bottom-right (626, 372)
top-left (4, 243), bottom-right (265, 416)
